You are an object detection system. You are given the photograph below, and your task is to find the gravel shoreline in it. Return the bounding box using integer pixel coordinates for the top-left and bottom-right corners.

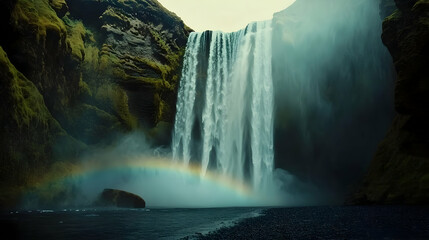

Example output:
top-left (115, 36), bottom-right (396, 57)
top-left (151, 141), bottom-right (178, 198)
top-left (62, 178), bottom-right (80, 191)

top-left (185, 206), bottom-right (429, 240)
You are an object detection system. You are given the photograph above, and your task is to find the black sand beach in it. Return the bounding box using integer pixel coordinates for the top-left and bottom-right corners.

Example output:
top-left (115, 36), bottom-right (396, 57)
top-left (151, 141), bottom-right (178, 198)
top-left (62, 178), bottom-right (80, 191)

top-left (194, 206), bottom-right (429, 240)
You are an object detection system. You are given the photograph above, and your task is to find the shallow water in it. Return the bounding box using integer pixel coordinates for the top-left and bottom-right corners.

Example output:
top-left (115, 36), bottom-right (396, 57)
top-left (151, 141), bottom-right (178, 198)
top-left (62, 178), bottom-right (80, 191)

top-left (0, 207), bottom-right (263, 239)
top-left (2, 206), bottom-right (429, 239)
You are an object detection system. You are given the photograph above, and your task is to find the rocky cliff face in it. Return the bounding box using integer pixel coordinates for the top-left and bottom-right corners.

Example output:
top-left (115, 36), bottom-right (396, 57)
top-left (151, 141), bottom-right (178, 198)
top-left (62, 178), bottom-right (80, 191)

top-left (350, 0), bottom-right (429, 204)
top-left (0, 0), bottom-right (190, 208)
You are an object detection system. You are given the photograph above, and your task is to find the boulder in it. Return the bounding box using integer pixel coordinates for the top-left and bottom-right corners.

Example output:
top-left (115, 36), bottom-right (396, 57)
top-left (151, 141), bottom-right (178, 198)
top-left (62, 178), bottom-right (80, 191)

top-left (349, 0), bottom-right (429, 205)
top-left (95, 189), bottom-right (146, 208)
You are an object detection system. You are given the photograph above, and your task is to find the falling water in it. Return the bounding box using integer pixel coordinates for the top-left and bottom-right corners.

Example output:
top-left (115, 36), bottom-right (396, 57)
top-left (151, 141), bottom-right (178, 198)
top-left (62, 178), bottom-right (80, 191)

top-left (172, 21), bottom-right (274, 190)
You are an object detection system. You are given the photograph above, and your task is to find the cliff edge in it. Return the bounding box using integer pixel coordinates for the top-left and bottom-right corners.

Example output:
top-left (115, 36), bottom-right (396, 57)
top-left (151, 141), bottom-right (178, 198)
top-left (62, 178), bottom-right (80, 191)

top-left (349, 0), bottom-right (429, 204)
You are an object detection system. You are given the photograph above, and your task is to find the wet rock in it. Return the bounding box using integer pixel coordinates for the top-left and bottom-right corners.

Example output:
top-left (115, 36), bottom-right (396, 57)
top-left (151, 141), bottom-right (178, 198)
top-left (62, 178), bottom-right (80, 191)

top-left (95, 189), bottom-right (146, 208)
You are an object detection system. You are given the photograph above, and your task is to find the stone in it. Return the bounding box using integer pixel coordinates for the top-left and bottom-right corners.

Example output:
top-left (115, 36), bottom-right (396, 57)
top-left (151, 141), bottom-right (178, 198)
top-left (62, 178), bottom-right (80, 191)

top-left (349, 0), bottom-right (429, 205)
top-left (95, 189), bottom-right (146, 208)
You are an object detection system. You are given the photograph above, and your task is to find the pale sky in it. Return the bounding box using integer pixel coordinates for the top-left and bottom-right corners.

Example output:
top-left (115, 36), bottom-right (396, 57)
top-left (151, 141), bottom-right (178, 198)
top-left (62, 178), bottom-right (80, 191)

top-left (157, 0), bottom-right (296, 32)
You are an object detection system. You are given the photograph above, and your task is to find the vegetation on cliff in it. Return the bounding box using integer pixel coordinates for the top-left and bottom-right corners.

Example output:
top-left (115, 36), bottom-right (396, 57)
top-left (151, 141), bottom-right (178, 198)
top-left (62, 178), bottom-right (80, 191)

top-left (350, 0), bottom-right (429, 204)
top-left (0, 46), bottom-right (83, 207)
top-left (0, 0), bottom-right (191, 209)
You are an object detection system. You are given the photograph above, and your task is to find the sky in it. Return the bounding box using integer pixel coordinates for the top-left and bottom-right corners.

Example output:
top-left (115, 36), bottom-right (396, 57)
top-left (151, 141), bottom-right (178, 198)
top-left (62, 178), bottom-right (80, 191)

top-left (157, 0), bottom-right (296, 32)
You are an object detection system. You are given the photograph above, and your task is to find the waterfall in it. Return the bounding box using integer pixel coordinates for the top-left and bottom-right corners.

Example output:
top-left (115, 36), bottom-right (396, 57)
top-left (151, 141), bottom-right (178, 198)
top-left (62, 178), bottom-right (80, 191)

top-left (172, 21), bottom-right (274, 190)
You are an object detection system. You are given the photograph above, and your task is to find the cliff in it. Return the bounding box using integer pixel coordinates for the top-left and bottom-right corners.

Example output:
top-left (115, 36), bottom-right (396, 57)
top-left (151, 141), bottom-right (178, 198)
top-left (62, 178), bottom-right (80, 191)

top-left (0, 0), bottom-right (190, 208)
top-left (350, 0), bottom-right (429, 204)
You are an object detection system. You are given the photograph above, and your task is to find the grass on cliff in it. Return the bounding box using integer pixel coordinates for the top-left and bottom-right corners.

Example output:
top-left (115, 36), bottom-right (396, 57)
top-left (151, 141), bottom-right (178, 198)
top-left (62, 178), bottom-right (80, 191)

top-left (60, 17), bottom-right (138, 132)
top-left (11, 0), bottom-right (66, 43)
top-left (0, 46), bottom-right (53, 128)
top-left (385, 10), bottom-right (402, 22)
top-left (0, 46), bottom-right (77, 207)
top-left (99, 44), bottom-right (121, 71)
top-left (49, 0), bottom-right (67, 12)
top-left (101, 6), bottom-right (129, 23)
top-left (63, 17), bottom-right (95, 61)
top-left (83, 45), bottom-right (100, 70)
top-left (94, 84), bottom-right (138, 130)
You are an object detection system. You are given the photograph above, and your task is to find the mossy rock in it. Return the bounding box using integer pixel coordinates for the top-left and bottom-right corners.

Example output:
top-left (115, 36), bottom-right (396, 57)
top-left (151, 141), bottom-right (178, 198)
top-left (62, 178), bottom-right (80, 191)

top-left (0, 0), bottom-right (192, 209)
top-left (0, 46), bottom-right (85, 208)
top-left (49, 0), bottom-right (69, 17)
top-left (12, 0), bottom-right (67, 44)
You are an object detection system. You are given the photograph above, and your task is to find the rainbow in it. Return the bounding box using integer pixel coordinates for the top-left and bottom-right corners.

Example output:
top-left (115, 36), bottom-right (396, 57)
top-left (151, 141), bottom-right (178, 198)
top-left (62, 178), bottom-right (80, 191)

top-left (29, 156), bottom-right (252, 197)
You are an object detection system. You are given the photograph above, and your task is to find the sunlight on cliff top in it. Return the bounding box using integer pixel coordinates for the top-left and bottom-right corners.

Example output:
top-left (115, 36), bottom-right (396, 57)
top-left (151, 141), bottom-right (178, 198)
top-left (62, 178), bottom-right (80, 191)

top-left (157, 0), bottom-right (295, 32)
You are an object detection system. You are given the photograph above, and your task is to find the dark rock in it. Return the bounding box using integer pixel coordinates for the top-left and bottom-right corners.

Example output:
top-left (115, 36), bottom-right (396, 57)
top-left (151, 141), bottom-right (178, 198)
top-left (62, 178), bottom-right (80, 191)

top-left (350, 0), bottom-right (429, 205)
top-left (67, 0), bottom-right (192, 126)
top-left (95, 189), bottom-right (146, 208)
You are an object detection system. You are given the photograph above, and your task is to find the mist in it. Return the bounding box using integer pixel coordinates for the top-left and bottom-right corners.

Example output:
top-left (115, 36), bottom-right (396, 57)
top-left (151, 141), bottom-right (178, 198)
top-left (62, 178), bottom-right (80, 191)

top-left (272, 0), bottom-right (395, 200)
top-left (21, 132), bottom-right (325, 209)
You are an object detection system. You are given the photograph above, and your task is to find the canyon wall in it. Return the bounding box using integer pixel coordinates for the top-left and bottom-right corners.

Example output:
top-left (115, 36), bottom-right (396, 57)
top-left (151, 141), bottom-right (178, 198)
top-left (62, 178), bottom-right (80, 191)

top-left (0, 0), bottom-right (191, 208)
top-left (350, 0), bottom-right (429, 204)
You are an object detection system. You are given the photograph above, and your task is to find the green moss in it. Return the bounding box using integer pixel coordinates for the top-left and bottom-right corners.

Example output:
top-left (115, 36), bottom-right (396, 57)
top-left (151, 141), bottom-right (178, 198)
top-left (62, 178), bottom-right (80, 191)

top-left (119, 54), bottom-right (172, 79)
top-left (11, 0), bottom-right (66, 43)
top-left (112, 68), bottom-right (172, 90)
top-left (413, 0), bottom-right (429, 10)
top-left (165, 47), bottom-right (186, 86)
top-left (78, 77), bottom-right (92, 98)
top-left (99, 44), bottom-right (121, 71)
top-left (145, 29), bottom-right (186, 91)
top-left (63, 17), bottom-right (94, 61)
top-left (49, 0), bottom-right (67, 11)
top-left (113, 88), bottom-right (138, 129)
top-left (94, 84), bottom-right (137, 130)
top-left (83, 45), bottom-right (100, 69)
top-left (149, 28), bottom-right (172, 55)
top-left (101, 6), bottom-right (128, 22)
top-left (0, 46), bottom-right (86, 205)
top-left (148, 28), bottom-right (185, 70)
top-left (385, 9), bottom-right (402, 22)
top-left (154, 93), bottom-right (169, 123)
top-left (0, 46), bottom-right (52, 128)
top-left (91, 25), bottom-right (185, 124)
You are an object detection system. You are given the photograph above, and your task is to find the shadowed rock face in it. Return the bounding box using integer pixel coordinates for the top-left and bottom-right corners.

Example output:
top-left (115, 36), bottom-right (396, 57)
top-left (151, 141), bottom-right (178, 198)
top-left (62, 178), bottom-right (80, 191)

top-left (350, 0), bottom-right (429, 204)
top-left (0, 0), bottom-right (190, 209)
top-left (96, 189), bottom-right (146, 208)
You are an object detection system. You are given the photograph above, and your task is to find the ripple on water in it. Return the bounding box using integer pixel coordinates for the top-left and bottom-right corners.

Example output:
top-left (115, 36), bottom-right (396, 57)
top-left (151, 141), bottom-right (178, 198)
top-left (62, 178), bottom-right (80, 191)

top-left (40, 210), bottom-right (54, 213)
